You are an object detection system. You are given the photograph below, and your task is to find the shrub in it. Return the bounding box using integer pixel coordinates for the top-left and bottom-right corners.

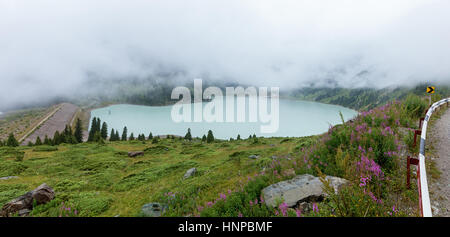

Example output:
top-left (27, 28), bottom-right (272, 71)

top-left (403, 94), bottom-right (427, 118)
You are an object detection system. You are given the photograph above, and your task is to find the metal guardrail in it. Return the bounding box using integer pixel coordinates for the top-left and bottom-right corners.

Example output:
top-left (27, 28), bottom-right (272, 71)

top-left (418, 97), bottom-right (450, 217)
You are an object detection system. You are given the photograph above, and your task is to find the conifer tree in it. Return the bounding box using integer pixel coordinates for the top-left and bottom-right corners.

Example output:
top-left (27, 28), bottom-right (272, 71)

top-left (121, 126), bottom-right (128, 141)
top-left (74, 118), bottom-right (83, 143)
top-left (202, 135), bottom-right (207, 142)
top-left (237, 134), bottom-right (241, 140)
top-left (93, 131), bottom-right (102, 142)
top-left (27, 141), bottom-right (33, 146)
top-left (206, 130), bottom-right (214, 143)
top-left (53, 131), bottom-right (61, 145)
top-left (96, 118), bottom-right (101, 133)
top-left (115, 131), bottom-right (120, 141)
top-left (35, 136), bottom-right (42, 146)
top-left (110, 128), bottom-right (115, 141)
top-left (6, 133), bottom-right (19, 147)
top-left (69, 135), bottom-right (77, 144)
top-left (129, 133), bottom-right (135, 140)
top-left (148, 132), bottom-right (153, 140)
top-left (101, 122), bottom-right (108, 140)
top-left (44, 135), bottom-right (51, 145)
top-left (88, 117), bottom-right (97, 142)
top-left (184, 128), bottom-right (192, 141)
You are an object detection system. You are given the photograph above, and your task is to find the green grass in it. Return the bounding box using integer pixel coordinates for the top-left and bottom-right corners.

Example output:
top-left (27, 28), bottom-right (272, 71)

top-left (0, 136), bottom-right (306, 217)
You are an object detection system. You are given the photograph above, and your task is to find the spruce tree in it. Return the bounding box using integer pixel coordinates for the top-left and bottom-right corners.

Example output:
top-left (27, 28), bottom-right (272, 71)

top-left (44, 135), bottom-right (51, 145)
top-left (184, 128), bottom-right (192, 141)
top-left (101, 122), bottom-right (108, 140)
top-left (110, 129), bottom-right (115, 141)
top-left (69, 135), bottom-right (77, 144)
top-left (74, 118), bottom-right (83, 143)
top-left (53, 131), bottom-right (60, 145)
top-left (115, 131), bottom-right (120, 141)
top-left (121, 126), bottom-right (128, 141)
top-left (237, 134), bottom-right (241, 140)
top-left (202, 135), bottom-right (207, 142)
top-left (96, 118), bottom-right (101, 133)
top-left (27, 141), bottom-right (33, 146)
top-left (148, 132), bottom-right (153, 140)
top-left (6, 133), bottom-right (19, 147)
top-left (88, 117), bottom-right (97, 142)
top-left (35, 136), bottom-right (42, 146)
top-left (93, 131), bottom-right (102, 143)
top-left (206, 130), bottom-right (214, 143)
top-left (129, 133), bottom-right (135, 141)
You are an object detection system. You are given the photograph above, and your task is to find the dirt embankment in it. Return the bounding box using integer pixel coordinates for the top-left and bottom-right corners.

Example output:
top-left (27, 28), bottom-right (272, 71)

top-left (21, 103), bottom-right (80, 145)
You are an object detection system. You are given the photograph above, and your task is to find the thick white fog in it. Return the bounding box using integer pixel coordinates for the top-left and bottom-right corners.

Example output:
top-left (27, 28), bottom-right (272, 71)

top-left (1, 0), bottom-right (450, 109)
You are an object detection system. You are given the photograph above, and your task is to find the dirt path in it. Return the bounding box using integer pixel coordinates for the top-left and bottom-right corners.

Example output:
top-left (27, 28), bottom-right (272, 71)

top-left (428, 106), bottom-right (450, 217)
top-left (21, 103), bottom-right (80, 145)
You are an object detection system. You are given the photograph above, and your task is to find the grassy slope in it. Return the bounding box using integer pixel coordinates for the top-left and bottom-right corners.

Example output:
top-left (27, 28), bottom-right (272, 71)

top-left (0, 136), bottom-right (309, 217)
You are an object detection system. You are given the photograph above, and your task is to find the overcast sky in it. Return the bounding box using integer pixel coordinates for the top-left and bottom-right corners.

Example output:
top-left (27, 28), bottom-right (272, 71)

top-left (1, 0), bottom-right (450, 109)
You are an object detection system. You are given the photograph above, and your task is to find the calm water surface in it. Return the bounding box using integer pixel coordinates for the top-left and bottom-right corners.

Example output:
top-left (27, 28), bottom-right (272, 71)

top-left (91, 99), bottom-right (357, 139)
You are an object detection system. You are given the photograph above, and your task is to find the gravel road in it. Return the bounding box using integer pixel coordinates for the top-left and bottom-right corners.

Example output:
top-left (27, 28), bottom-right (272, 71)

top-left (428, 106), bottom-right (450, 217)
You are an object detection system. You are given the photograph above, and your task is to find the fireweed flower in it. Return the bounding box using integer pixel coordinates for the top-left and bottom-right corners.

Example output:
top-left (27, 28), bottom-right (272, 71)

top-left (278, 203), bottom-right (289, 216)
top-left (312, 203), bottom-right (319, 213)
top-left (295, 209), bottom-right (302, 217)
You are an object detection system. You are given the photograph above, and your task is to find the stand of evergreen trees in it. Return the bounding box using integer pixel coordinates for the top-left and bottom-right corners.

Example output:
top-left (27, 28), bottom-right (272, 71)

top-left (0, 116), bottom-right (222, 148)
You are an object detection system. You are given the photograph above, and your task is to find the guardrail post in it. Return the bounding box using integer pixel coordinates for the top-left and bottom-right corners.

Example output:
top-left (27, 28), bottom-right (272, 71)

top-left (406, 156), bottom-right (419, 189)
top-left (419, 118), bottom-right (424, 129)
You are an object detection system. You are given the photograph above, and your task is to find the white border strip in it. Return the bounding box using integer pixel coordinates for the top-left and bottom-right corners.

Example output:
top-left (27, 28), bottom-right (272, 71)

top-left (418, 97), bottom-right (449, 217)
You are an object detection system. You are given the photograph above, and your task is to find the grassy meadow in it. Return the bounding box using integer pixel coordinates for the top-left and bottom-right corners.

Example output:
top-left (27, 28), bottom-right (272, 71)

top-left (0, 135), bottom-right (309, 217)
top-left (0, 93), bottom-right (443, 217)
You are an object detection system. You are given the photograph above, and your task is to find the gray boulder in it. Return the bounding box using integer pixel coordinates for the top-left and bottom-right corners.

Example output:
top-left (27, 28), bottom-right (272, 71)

top-left (32, 183), bottom-right (55, 205)
top-left (141, 203), bottom-right (167, 217)
top-left (183, 168), bottom-right (197, 179)
top-left (0, 176), bottom-right (19, 180)
top-left (128, 151), bottom-right (144, 157)
top-left (0, 183), bottom-right (55, 217)
top-left (262, 174), bottom-right (348, 208)
top-left (0, 192), bottom-right (33, 217)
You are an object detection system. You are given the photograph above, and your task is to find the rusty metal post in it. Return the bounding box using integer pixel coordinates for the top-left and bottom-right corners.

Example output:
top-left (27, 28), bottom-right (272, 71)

top-left (407, 156), bottom-right (411, 189)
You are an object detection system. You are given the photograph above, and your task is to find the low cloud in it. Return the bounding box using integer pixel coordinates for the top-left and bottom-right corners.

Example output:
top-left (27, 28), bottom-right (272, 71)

top-left (1, 0), bottom-right (450, 110)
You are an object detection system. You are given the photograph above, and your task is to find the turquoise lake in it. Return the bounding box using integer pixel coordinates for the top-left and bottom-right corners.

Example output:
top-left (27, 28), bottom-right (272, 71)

top-left (90, 99), bottom-right (357, 139)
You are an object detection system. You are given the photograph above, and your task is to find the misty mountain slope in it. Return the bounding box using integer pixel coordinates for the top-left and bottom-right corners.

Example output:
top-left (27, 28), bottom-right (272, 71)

top-left (288, 84), bottom-right (450, 110)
